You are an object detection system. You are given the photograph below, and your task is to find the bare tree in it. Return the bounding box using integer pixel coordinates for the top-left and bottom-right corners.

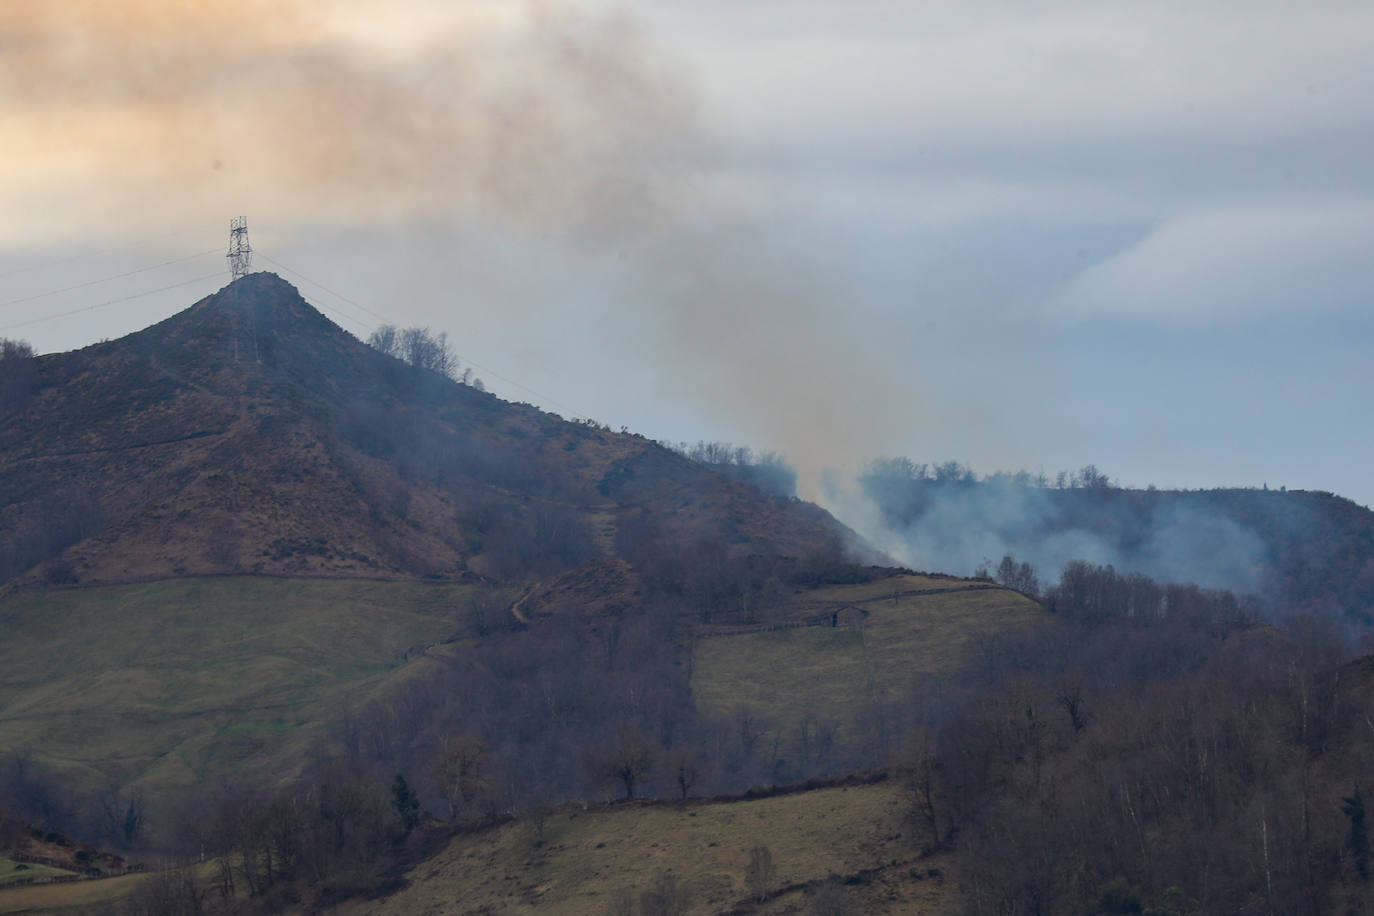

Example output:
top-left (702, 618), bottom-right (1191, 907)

top-left (665, 747), bottom-right (704, 800)
top-left (587, 723), bottom-right (659, 800)
top-left (1056, 670), bottom-right (1088, 734)
top-left (745, 845), bottom-right (777, 902)
top-left (996, 554), bottom-right (1040, 598)
top-left (0, 338), bottom-right (34, 361)
top-left (427, 732), bottom-right (489, 822)
top-left (902, 725), bottom-right (944, 851)
top-left (122, 863), bottom-right (207, 916)
top-left (0, 337), bottom-right (36, 412)
top-left (1071, 464), bottom-right (1112, 489)
top-left (366, 325), bottom-right (400, 359)
top-left (399, 327), bottom-right (456, 378)
top-left (97, 778), bottom-right (143, 849)
top-left (367, 324), bottom-right (481, 387)
top-left (0, 796), bottom-right (26, 849)
top-left (390, 772), bottom-right (420, 834)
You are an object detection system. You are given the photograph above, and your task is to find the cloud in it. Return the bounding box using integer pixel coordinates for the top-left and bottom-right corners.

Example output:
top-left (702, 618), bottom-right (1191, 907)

top-left (1050, 203), bottom-right (1374, 321)
top-left (672, 0), bottom-right (1374, 154)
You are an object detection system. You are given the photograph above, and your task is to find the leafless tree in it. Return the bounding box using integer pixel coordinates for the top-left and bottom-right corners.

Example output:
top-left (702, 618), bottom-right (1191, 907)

top-left (745, 844), bottom-right (777, 902)
top-left (427, 732), bottom-right (489, 822)
top-left (97, 779), bottom-right (144, 849)
top-left (586, 723), bottom-right (658, 800)
top-left (367, 324), bottom-right (481, 387)
top-left (122, 863), bottom-right (207, 916)
top-left (664, 747), bottom-right (704, 800)
top-left (0, 337), bottom-right (36, 411)
top-left (902, 725), bottom-right (944, 851)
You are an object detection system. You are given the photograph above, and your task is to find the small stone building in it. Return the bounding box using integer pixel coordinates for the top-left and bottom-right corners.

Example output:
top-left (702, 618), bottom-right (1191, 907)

top-left (830, 606), bottom-right (869, 628)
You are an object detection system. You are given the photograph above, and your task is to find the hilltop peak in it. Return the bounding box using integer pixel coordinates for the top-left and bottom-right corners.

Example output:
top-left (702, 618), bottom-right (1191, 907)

top-left (211, 271), bottom-right (311, 313)
top-left (140, 271), bottom-right (343, 347)
top-left (111, 271), bottom-right (374, 394)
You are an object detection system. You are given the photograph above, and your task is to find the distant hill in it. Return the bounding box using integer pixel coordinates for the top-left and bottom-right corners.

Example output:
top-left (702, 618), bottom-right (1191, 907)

top-left (0, 273), bottom-right (850, 590)
top-left (859, 461), bottom-right (1374, 624)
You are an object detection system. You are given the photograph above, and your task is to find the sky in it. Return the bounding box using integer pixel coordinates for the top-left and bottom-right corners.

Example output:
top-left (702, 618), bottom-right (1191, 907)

top-left (2, 0), bottom-right (1371, 512)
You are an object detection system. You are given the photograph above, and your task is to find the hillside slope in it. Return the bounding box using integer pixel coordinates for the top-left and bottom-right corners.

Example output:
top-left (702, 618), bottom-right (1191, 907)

top-left (0, 275), bottom-right (885, 832)
top-left (326, 779), bottom-right (954, 916)
top-left (0, 578), bottom-right (482, 798)
top-left (0, 273), bottom-right (848, 589)
top-left (0, 780), bottom-right (956, 916)
top-left (859, 463), bottom-right (1374, 622)
top-left (692, 574), bottom-right (1044, 742)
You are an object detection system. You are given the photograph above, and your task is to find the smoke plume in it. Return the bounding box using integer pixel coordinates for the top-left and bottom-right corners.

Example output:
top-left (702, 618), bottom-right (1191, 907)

top-left (838, 466), bottom-right (1274, 595)
top-left (3, 0), bottom-right (913, 484)
top-left (1, 1), bottom-right (698, 240)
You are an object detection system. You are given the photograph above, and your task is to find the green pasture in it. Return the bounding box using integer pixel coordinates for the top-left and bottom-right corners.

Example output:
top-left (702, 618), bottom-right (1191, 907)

top-left (0, 577), bottom-right (486, 798)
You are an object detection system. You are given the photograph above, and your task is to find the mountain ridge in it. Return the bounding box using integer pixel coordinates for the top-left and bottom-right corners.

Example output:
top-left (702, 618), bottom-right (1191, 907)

top-left (0, 273), bottom-right (854, 591)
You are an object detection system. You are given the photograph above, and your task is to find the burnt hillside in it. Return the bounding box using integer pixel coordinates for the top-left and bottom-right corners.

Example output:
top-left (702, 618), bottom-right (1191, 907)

top-left (0, 273), bottom-right (850, 588)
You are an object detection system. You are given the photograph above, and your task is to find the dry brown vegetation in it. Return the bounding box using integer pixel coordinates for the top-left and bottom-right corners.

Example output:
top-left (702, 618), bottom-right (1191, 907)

top-left (326, 780), bottom-right (956, 916)
top-left (0, 274), bottom-right (844, 591)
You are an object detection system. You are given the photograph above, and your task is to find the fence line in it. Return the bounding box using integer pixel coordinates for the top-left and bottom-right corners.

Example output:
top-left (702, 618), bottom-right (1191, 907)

top-left (696, 584), bottom-right (1009, 639)
top-left (2, 872), bottom-right (88, 888)
top-left (7, 850), bottom-right (142, 881)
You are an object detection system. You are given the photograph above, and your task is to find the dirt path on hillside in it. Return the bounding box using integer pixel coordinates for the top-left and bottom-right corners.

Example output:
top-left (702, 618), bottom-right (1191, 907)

top-left (509, 584), bottom-right (537, 624)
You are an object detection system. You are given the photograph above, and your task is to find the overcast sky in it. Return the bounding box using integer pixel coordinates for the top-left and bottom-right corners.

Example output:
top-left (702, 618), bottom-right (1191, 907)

top-left (2, 0), bottom-right (1371, 510)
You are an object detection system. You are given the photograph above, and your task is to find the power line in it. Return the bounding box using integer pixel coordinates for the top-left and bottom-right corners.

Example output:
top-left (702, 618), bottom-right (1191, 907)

top-left (301, 295), bottom-right (376, 336)
top-left (255, 253), bottom-right (390, 325)
top-left (0, 272), bottom-right (225, 333)
top-left (3, 234), bottom-right (590, 421)
top-left (0, 225), bottom-right (222, 280)
top-left (454, 353), bottom-right (581, 418)
top-left (0, 248), bottom-right (223, 312)
top-left (258, 253), bottom-right (584, 418)
top-left (250, 254), bottom-right (381, 336)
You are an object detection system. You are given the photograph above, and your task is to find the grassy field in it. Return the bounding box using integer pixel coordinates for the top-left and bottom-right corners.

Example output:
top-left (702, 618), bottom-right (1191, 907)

top-left (693, 576), bottom-right (1046, 734)
top-left (781, 573), bottom-right (979, 613)
top-left (0, 870), bottom-right (148, 914)
top-left (0, 577), bottom-right (490, 799)
top-left (0, 785), bottom-right (955, 915)
top-left (329, 780), bottom-right (955, 916)
top-left (0, 857), bottom-right (79, 888)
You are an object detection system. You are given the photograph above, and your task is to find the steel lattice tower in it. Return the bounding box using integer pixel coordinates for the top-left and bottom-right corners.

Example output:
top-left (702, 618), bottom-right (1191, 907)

top-left (227, 216), bottom-right (252, 279)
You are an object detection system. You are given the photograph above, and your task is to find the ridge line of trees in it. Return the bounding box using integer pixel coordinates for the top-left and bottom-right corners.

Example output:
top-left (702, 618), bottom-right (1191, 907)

top-left (668, 440), bottom-right (798, 499)
top-left (366, 325), bottom-right (483, 390)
